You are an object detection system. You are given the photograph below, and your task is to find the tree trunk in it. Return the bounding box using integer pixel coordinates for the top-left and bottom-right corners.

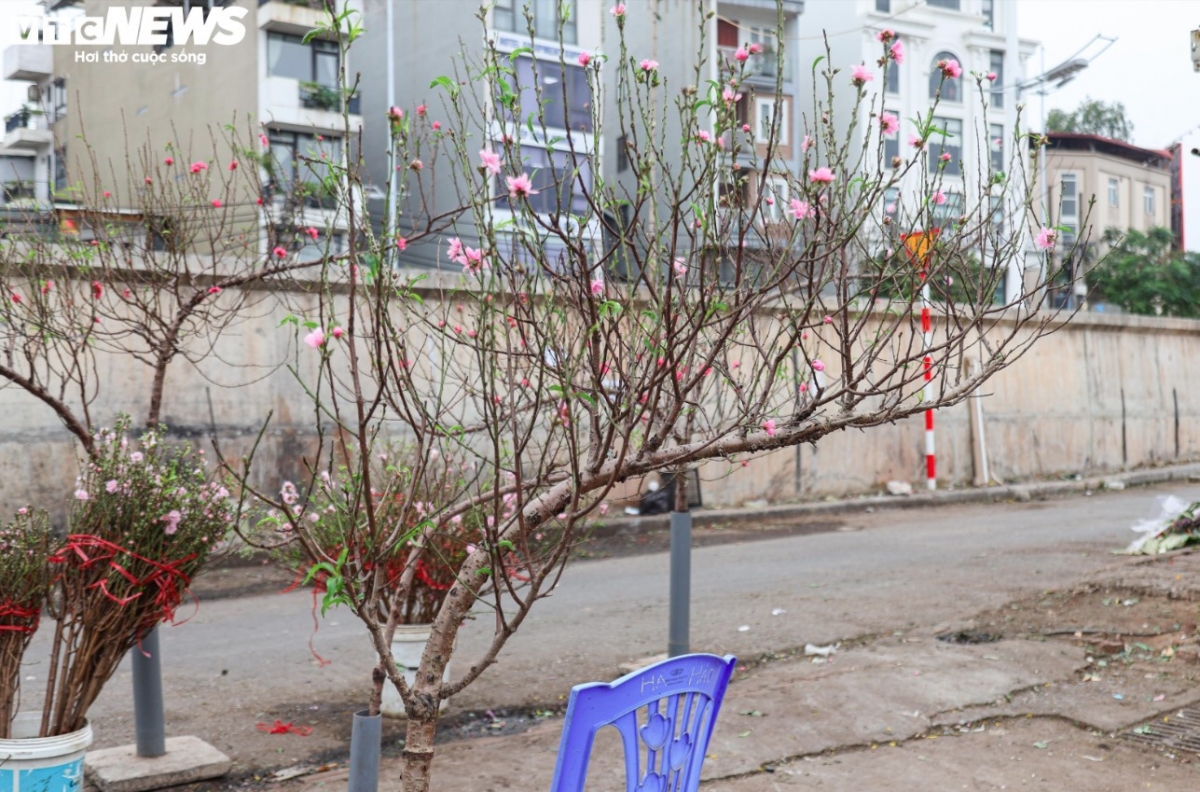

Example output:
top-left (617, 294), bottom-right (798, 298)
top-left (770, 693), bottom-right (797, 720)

top-left (400, 711), bottom-right (438, 792)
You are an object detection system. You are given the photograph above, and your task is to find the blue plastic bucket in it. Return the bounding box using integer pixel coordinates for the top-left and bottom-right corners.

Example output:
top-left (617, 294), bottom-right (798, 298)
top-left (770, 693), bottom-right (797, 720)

top-left (0, 712), bottom-right (92, 792)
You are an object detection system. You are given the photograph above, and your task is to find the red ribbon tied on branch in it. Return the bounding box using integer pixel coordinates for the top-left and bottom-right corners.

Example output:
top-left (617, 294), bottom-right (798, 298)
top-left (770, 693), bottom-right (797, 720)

top-left (0, 602), bottom-right (40, 634)
top-left (49, 534), bottom-right (198, 628)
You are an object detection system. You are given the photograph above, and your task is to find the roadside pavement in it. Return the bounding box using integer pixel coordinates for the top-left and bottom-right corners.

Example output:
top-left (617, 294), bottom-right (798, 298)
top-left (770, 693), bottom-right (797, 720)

top-left (60, 472), bottom-right (1200, 789)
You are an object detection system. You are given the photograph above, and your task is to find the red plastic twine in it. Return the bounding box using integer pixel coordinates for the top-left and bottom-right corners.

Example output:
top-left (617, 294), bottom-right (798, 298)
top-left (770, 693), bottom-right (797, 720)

top-left (256, 720), bottom-right (313, 736)
top-left (281, 568), bottom-right (331, 668)
top-left (49, 534), bottom-right (197, 628)
top-left (0, 602), bottom-right (40, 634)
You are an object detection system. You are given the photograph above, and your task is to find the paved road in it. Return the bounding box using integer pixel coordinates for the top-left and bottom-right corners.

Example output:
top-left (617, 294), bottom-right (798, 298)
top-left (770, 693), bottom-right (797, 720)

top-left (31, 482), bottom-right (1199, 770)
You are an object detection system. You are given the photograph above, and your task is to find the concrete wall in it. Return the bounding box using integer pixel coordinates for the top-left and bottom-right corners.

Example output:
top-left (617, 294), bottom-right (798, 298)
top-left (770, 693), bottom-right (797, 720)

top-left (704, 310), bottom-right (1200, 506)
top-left (3, 270), bottom-right (1199, 518)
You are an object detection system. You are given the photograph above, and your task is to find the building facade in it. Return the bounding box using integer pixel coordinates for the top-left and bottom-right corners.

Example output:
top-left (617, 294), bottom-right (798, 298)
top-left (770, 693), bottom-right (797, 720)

top-left (797, 0), bottom-right (1037, 300)
top-left (1, 0), bottom-right (362, 256)
top-left (1041, 132), bottom-right (1172, 308)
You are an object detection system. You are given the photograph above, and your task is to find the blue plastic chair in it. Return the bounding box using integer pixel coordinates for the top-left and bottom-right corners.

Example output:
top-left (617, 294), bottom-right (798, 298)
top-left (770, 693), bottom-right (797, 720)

top-left (549, 653), bottom-right (737, 792)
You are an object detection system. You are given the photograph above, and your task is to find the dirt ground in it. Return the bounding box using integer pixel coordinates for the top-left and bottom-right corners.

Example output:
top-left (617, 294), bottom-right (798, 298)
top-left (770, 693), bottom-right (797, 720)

top-left (178, 551), bottom-right (1200, 791)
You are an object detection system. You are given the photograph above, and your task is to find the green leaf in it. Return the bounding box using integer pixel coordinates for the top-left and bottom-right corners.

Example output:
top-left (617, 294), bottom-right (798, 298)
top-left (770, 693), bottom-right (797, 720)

top-left (430, 75), bottom-right (460, 99)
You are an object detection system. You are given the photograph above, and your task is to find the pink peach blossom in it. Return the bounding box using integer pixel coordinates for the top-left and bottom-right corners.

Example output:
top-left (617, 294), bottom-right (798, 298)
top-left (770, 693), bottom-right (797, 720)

top-left (890, 39), bottom-right (904, 64)
top-left (640, 59), bottom-right (658, 72)
top-left (762, 419), bottom-right (777, 437)
top-left (880, 111), bottom-right (899, 135)
top-left (808, 167), bottom-right (835, 183)
top-left (1035, 227), bottom-right (1057, 251)
top-left (480, 149), bottom-right (502, 176)
top-left (304, 328), bottom-right (326, 349)
top-left (851, 64), bottom-right (874, 85)
top-left (811, 359), bottom-right (826, 372)
top-left (507, 173), bottom-right (537, 199)
top-left (790, 199), bottom-right (815, 220)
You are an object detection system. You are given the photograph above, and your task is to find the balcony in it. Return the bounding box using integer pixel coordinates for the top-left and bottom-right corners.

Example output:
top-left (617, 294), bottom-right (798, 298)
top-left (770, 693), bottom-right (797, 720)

top-left (2, 110), bottom-right (53, 152)
top-left (257, 0), bottom-right (331, 36)
top-left (3, 44), bottom-right (52, 82)
top-left (718, 0), bottom-right (803, 14)
top-left (261, 76), bottom-right (361, 134)
top-left (719, 46), bottom-right (793, 85)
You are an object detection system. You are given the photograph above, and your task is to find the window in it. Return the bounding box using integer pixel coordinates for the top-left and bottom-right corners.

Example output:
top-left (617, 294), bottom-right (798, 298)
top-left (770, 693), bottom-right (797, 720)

top-left (989, 194), bottom-right (1004, 230)
top-left (876, 0), bottom-right (891, 11)
top-left (929, 51), bottom-right (962, 102)
top-left (493, 0), bottom-right (577, 45)
top-left (54, 147), bottom-right (67, 192)
top-left (51, 78), bottom-right (67, 121)
top-left (502, 56), bottom-right (593, 132)
top-left (1060, 173), bottom-right (1078, 244)
top-left (982, 0), bottom-right (995, 28)
top-left (268, 32), bottom-right (339, 89)
top-left (741, 26), bottom-right (788, 80)
top-left (755, 97), bottom-right (788, 145)
top-left (268, 130), bottom-right (342, 189)
top-left (927, 0), bottom-right (961, 8)
top-left (884, 119), bottom-right (899, 164)
top-left (930, 116), bottom-right (962, 176)
top-left (989, 51), bottom-right (1004, 108)
top-left (884, 186), bottom-right (899, 219)
top-left (1144, 186), bottom-right (1155, 216)
top-left (1108, 177), bottom-right (1119, 207)
top-left (932, 191), bottom-right (964, 230)
top-left (989, 123), bottom-right (1004, 173)
top-left (502, 144), bottom-right (593, 216)
top-left (885, 56), bottom-right (899, 95)
top-left (761, 176), bottom-right (789, 223)
top-left (616, 134), bottom-right (629, 173)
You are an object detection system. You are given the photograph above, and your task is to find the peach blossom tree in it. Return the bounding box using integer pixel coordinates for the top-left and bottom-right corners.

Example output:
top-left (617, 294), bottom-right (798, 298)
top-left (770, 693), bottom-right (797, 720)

top-left (233, 5), bottom-right (1074, 791)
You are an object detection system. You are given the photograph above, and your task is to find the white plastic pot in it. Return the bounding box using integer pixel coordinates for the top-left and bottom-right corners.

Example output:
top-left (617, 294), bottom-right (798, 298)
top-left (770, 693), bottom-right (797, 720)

top-left (379, 624), bottom-right (451, 718)
top-left (0, 712), bottom-right (92, 792)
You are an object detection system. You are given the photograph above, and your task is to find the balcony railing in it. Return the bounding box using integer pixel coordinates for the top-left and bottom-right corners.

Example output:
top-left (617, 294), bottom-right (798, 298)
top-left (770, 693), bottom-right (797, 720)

top-left (5, 109), bottom-right (48, 134)
top-left (299, 82), bottom-right (361, 115)
top-left (719, 46), bottom-right (793, 84)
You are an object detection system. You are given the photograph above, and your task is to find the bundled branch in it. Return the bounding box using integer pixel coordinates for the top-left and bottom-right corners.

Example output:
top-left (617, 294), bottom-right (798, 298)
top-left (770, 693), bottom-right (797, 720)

top-left (0, 510), bottom-right (51, 739)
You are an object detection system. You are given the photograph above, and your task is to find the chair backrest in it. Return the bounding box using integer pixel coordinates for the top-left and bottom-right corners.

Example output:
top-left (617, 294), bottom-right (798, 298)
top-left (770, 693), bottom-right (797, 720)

top-left (549, 653), bottom-right (737, 792)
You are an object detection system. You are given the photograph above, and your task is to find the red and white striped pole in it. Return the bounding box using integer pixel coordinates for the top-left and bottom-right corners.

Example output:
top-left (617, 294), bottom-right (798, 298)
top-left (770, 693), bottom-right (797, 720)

top-left (921, 277), bottom-right (935, 491)
top-left (904, 230), bottom-right (938, 492)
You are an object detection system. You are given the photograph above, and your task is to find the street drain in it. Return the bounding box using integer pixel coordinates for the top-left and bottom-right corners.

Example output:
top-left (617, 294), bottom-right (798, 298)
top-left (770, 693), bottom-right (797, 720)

top-left (936, 630), bottom-right (1001, 645)
top-left (1124, 707), bottom-right (1200, 756)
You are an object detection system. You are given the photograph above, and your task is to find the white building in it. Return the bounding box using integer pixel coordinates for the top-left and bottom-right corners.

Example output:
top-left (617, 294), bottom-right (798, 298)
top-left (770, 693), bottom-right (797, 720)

top-left (796, 0), bottom-right (1039, 299)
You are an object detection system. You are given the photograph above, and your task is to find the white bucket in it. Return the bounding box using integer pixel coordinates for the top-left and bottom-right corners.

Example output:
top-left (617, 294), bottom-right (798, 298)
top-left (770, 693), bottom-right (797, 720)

top-left (0, 712), bottom-right (93, 792)
top-left (379, 624), bottom-right (451, 718)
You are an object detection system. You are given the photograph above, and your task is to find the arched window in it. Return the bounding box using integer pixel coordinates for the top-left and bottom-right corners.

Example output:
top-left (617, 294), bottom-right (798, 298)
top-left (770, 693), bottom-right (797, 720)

top-left (929, 51), bottom-right (962, 102)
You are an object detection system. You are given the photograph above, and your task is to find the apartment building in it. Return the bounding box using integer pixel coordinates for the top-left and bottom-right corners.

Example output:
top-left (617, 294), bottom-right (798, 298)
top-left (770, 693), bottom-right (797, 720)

top-left (1039, 132), bottom-right (1172, 307)
top-left (357, 0), bottom-right (605, 272)
top-left (796, 0), bottom-right (1037, 298)
top-left (0, 0), bottom-right (362, 256)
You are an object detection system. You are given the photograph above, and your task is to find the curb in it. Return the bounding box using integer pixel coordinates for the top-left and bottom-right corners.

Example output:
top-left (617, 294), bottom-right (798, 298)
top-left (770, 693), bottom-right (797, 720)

top-left (588, 462), bottom-right (1200, 540)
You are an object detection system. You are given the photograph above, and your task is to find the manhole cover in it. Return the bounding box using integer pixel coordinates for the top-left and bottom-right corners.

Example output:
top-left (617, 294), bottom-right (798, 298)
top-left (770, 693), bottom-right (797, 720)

top-left (1124, 707), bottom-right (1200, 755)
top-left (936, 630), bottom-right (1001, 645)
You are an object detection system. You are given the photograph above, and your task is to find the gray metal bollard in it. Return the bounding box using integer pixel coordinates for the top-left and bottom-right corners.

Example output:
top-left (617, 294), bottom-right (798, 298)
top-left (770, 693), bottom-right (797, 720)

top-left (348, 710), bottom-right (382, 792)
top-left (131, 627), bottom-right (166, 758)
top-left (667, 510), bottom-right (692, 658)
